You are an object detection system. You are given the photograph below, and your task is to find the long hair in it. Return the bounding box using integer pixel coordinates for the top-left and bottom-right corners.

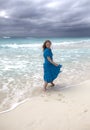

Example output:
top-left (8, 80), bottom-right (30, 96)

top-left (42, 40), bottom-right (52, 51)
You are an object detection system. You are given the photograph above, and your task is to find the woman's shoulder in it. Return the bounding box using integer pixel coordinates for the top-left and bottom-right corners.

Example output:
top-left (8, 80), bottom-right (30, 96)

top-left (43, 48), bottom-right (51, 57)
top-left (44, 48), bottom-right (51, 52)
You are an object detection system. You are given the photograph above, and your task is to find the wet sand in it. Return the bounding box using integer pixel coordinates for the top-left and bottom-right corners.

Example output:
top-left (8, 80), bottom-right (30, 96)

top-left (0, 80), bottom-right (90, 130)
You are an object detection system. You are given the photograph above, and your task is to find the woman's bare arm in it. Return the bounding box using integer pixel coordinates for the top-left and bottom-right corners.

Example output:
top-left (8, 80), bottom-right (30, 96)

top-left (47, 57), bottom-right (58, 66)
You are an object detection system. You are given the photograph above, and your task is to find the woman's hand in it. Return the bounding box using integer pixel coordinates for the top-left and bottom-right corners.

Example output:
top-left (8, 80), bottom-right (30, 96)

top-left (55, 63), bottom-right (59, 66)
top-left (47, 57), bottom-right (59, 66)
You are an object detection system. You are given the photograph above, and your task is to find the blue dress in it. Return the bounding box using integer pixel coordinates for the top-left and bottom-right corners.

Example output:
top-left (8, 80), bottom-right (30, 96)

top-left (43, 48), bottom-right (62, 83)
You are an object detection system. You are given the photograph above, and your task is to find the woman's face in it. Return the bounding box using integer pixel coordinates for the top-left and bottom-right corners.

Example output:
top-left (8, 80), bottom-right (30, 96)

top-left (46, 42), bottom-right (51, 48)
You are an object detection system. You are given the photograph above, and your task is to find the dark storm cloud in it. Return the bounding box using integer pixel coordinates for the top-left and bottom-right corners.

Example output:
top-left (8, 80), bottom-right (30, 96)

top-left (0, 0), bottom-right (90, 37)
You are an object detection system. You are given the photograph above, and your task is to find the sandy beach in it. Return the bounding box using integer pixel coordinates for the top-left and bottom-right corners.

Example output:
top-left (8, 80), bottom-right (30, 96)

top-left (0, 80), bottom-right (90, 130)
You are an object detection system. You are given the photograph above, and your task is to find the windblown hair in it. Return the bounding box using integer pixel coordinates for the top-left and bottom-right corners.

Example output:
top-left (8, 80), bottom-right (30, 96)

top-left (42, 40), bottom-right (52, 51)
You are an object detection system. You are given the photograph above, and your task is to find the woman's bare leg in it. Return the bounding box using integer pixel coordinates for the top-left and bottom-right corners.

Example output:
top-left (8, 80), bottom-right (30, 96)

top-left (51, 82), bottom-right (55, 87)
top-left (43, 81), bottom-right (48, 91)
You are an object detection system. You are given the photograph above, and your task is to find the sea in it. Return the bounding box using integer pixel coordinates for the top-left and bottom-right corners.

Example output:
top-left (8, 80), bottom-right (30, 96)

top-left (0, 37), bottom-right (90, 113)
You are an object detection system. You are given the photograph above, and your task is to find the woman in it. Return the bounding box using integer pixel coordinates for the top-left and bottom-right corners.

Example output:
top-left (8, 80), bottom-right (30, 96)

top-left (43, 40), bottom-right (62, 91)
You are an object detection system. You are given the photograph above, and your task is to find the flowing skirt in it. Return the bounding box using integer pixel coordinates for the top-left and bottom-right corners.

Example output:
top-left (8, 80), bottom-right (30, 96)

top-left (43, 63), bottom-right (62, 83)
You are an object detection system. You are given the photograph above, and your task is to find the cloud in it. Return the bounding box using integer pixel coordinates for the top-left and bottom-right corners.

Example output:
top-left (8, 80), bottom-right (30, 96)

top-left (0, 0), bottom-right (90, 37)
top-left (0, 10), bottom-right (10, 18)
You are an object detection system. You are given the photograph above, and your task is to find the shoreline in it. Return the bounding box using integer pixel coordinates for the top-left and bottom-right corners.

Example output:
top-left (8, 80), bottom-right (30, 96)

top-left (0, 80), bottom-right (90, 130)
top-left (0, 80), bottom-right (89, 114)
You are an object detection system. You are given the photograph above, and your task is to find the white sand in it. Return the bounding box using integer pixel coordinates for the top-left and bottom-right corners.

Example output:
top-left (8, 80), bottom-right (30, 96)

top-left (0, 80), bottom-right (90, 130)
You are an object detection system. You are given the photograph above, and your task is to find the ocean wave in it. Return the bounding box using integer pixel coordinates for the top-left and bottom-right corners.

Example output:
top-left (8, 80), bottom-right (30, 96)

top-left (0, 43), bottom-right (42, 49)
top-left (0, 99), bottom-right (29, 114)
top-left (0, 39), bottom-right (90, 49)
top-left (2, 36), bottom-right (11, 39)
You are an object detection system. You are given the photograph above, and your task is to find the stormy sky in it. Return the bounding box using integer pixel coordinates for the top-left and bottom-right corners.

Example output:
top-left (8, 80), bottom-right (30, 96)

top-left (0, 0), bottom-right (90, 37)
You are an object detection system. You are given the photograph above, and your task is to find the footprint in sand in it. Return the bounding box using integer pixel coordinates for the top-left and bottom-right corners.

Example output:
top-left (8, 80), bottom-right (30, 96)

top-left (56, 92), bottom-right (67, 103)
top-left (44, 99), bottom-right (49, 102)
top-left (83, 109), bottom-right (88, 113)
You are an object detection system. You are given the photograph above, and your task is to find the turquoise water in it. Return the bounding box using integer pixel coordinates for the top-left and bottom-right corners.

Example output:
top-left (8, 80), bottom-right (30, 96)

top-left (0, 37), bottom-right (90, 113)
top-left (0, 37), bottom-right (90, 44)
